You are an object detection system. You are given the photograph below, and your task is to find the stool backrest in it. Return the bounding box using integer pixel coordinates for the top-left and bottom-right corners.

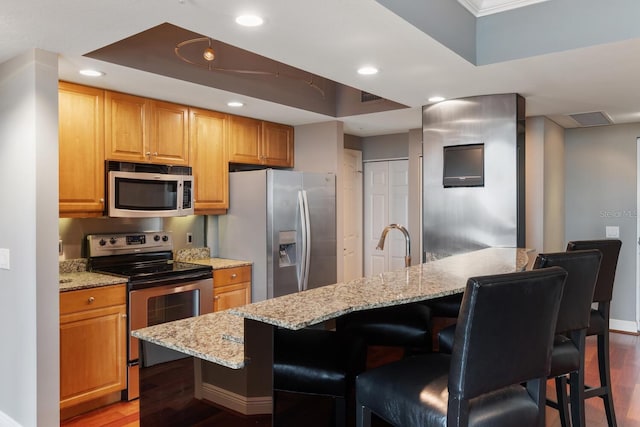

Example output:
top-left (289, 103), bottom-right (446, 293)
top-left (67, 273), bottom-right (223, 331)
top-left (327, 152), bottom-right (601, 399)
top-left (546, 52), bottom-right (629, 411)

top-left (533, 250), bottom-right (601, 335)
top-left (448, 267), bottom-right (566, 401)
top-left (566, 239), bottom-right (621, 303)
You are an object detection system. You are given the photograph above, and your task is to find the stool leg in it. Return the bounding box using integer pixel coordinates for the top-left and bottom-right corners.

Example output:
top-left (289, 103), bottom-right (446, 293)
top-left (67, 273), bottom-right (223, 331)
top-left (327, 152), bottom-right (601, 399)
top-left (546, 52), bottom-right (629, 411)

top-left (555, 376), bottom-right (571, 427)
top-left (356, 403), bottom-right (372, 427)
top-left (597, 331), bottom-right (618, 427)
top-left (334, 396), bottom-right (346, 427)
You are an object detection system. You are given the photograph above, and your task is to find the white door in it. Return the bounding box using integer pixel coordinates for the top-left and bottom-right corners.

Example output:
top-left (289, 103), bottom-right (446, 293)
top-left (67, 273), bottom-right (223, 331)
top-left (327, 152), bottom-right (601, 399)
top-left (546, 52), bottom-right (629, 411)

top-left (364, 160), bottom-right (409, 276)
top-left (343, 149), bottom-right (363, 281)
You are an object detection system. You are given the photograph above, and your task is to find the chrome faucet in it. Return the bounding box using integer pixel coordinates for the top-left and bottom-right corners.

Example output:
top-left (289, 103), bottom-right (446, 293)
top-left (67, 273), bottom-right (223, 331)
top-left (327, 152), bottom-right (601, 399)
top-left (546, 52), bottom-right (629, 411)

top-left (376, 224), bottom-right (411, 268)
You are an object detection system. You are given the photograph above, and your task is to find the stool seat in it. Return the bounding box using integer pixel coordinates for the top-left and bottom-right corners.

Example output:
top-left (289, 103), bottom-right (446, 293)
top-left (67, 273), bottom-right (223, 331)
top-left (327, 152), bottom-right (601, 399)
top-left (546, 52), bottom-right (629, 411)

top-left (337, 303), bottom-right (431, 352)
top-left (275, 328), bottom-right (365, 397)
top-left (274, 327), bottom-right (366, 427)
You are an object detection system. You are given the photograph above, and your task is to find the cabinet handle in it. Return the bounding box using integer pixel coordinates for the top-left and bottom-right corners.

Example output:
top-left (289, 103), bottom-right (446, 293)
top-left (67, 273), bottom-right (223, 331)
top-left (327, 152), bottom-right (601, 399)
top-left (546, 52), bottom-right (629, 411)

top-left (99, 198), bottom-right (104, 203)
top-left (121, 314), bottom-right (127, 318)
top-left (145, 151), bottom-right (151, 159)
top-left (88, 296), bottom-right (95, 304)
top-left (214, 296), bottom-right (220, 300)
top-left (230, 273), bottom-right (237, 279)
top-left (153, 152), bottom-right (158, 157)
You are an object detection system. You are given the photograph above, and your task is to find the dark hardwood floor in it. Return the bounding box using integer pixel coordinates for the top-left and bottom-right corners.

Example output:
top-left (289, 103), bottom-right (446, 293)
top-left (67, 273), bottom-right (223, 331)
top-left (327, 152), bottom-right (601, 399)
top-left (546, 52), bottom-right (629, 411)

top-left (61, 332), bottom-right (640, 427)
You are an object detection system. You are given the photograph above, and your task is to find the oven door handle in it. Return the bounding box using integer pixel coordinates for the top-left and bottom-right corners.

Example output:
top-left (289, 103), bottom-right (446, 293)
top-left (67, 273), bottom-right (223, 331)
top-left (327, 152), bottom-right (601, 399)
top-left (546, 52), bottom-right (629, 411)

top-left (129, 272), bottom-right (212, 288)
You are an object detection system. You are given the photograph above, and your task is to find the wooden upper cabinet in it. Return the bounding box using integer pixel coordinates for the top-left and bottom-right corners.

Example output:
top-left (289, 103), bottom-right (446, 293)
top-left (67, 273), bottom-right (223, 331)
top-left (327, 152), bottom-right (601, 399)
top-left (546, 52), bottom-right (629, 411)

top-left (228, 115), bottom-right (262, 165)
top-left (189, 108), bottom-right (229, 213)
top-left (150, 100), bottom-right (189, 165)
top-left (58, 82), bottom-right (105, 217)
top-left (105, 91), bottom-right (189, 165)
top-left (228, 116), bottom-right (294, 167)
top-left (261, 121), bottom-right (294, 167)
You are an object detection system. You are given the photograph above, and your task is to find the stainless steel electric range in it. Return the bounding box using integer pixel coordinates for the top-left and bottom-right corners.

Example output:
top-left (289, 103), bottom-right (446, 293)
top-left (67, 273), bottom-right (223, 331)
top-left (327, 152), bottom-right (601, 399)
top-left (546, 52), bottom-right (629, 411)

top-left (87, 231), bottom-right (213, 400)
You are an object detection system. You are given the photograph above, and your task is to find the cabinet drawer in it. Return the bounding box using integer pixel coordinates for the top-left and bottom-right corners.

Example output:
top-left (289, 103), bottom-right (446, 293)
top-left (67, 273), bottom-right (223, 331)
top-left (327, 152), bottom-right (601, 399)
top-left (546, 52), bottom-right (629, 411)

top-left (60, 284), bottom-right (126, 315)
top-left (214, 266), bottom-right (251, 287)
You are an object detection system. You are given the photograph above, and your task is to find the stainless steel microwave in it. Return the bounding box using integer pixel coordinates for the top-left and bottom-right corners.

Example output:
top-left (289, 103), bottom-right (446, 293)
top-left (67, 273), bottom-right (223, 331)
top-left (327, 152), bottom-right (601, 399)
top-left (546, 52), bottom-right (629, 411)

top-left (107, 161), bottom-right (194, 217)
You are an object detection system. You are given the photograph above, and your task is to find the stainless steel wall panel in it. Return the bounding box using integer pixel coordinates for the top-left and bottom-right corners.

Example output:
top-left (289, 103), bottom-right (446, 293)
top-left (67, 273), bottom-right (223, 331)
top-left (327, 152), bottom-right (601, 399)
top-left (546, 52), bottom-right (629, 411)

top-left (422, 94), bottom-right (525, 260)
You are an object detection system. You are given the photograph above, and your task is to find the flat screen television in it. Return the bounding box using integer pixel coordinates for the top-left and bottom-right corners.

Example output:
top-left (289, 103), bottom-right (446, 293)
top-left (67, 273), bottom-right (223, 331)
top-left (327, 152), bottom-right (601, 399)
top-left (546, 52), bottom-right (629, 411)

top-left (443, 143), bottom-right (484, 187)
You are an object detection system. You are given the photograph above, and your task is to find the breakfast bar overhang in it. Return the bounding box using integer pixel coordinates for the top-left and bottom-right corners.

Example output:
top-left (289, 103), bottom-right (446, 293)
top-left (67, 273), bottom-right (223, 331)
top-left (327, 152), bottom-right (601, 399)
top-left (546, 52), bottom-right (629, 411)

top-left (132, 247), bottom-right (530, 425)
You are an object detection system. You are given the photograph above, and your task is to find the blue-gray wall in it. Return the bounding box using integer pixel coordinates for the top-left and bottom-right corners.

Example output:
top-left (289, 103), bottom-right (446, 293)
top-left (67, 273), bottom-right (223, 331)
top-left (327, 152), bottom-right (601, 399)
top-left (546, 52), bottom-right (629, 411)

top-left (565, 123), bottom-right (639, 328)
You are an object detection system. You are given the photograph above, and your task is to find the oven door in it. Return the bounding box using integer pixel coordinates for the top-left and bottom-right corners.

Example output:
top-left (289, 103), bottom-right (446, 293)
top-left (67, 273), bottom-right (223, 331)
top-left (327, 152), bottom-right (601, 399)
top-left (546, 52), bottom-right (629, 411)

top-left (127, 278), bottom-right (213, 399)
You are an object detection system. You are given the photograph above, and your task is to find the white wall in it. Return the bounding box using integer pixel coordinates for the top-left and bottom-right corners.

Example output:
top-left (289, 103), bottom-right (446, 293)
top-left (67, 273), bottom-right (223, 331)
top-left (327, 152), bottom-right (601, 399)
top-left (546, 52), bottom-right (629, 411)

top-left (0, 50), bottom-right (59, 426)
top-left (565, 123), bottom-right (639, 330)
top-left (294, 121), bottom-right (344, 280)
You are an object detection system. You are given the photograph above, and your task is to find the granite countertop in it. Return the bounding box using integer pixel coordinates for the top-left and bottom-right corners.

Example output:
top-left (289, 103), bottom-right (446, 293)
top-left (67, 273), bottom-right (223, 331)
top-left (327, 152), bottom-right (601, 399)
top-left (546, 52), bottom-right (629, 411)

top-left (132, 311), bottom-right (246, 369)
top-left (132, 247), bottom-right (530, 369)
top-left (231, 247), bottom-right (530, 330)
top-left (59, 258), bottom-right (125, 292)
top-left (59, 250), bottom-right (251, 292)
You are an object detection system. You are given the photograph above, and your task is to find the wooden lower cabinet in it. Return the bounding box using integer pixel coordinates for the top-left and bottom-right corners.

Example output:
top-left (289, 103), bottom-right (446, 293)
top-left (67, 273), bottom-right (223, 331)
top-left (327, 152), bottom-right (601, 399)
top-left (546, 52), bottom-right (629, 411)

top-left (213, 265), bottom-right (251, 311)
top-left (59, 284), bottom-right (127, 410)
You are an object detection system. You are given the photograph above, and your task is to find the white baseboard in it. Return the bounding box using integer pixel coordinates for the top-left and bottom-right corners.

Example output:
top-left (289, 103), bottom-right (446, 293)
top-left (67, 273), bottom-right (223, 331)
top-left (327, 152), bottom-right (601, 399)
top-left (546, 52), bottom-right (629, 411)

top-left (0, 411), bottom-right (21, 427)
top-left (200, 382), bottom-right (272, 415)
top-left (610, 318), bottom-right (638, 334)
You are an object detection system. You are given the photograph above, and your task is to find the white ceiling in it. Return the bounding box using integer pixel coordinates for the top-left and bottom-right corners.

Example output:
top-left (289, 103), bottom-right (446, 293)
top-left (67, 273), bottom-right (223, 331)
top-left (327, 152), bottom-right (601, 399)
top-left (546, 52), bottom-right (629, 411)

top-left (458, 0), bottom-right (551, 16)
top-left (2, 0), bottom-right (640, 137)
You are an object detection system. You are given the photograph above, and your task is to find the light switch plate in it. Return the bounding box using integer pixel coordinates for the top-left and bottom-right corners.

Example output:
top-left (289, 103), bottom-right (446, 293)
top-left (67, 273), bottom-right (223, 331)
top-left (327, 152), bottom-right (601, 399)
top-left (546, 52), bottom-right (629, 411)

top-left (605, 226), bottom-right (620, 238)
top-left (0, 248), bottom-right (10, 270)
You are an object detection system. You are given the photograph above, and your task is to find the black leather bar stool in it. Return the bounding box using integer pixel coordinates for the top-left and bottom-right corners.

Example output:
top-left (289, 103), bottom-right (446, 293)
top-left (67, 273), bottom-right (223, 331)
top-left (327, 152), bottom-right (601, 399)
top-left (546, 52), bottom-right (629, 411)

top-left (273, 327), bottom-right (366, 427)
top-left (567, 239), bottom-right (622, 427)
top-left (533, 250), bottom-right (601, 427)
top-left (439, 249), bottom-right (601, 427)
top-left (355, 267), bottom-right (567, 427)
top-left (335, 302), bottom-right (432, 356)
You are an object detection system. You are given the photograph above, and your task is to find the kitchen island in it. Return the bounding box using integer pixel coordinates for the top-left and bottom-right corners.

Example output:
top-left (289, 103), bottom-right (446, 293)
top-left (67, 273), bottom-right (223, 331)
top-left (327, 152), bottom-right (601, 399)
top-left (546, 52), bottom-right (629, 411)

top-left (132, 247), bottom-right (530, 425)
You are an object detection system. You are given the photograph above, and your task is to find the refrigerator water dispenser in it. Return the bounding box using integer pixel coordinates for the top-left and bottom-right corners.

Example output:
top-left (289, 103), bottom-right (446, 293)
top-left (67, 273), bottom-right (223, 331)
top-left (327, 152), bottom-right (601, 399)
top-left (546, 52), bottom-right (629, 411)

top-left (278, 230), bottom-right (297, 267)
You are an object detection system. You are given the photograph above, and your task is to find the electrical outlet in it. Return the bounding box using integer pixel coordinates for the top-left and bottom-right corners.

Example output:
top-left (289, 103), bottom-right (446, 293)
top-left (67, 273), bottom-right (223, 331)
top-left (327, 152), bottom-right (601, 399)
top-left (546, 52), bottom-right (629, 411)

top-left (0, 248), bottom-right (10, 270)
top-left (186, 233), bottom-right (193, 244)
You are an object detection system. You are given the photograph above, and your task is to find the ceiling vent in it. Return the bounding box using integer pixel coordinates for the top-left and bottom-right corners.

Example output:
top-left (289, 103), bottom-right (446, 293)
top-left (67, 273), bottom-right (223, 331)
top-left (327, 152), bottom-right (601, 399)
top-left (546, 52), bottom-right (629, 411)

top-left (361, 91), bottom-right (382, 103)
top-left (569, 111), bottom-right (613, 127)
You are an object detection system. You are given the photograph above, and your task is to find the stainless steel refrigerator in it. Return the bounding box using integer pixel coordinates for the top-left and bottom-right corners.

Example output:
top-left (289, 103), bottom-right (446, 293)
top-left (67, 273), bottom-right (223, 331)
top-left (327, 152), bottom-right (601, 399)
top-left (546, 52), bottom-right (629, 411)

top-left (217, 169), bottom-right (336, 302)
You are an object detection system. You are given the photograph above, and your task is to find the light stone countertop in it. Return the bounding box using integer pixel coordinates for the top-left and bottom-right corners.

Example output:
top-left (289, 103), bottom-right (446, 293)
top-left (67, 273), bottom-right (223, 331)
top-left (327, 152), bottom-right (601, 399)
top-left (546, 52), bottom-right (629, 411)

top-left (59, 271), bottom-right (127, 292)
top-left (58, 256), bottom-right (250, 292)
top-left (132, 247), bottom-right (530, 369)
top-left (132, 311), bottom-right (246, 369)
top-left (189, 258), bottom-right (252, 270)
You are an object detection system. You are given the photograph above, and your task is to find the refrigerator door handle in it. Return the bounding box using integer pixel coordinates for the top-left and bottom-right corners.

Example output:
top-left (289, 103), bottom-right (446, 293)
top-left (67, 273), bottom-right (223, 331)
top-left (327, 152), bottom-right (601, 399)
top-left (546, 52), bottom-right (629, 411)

top-left (301, 190), bottom-right (311, 291)
top-left (297, 191), bottom-right (306, 293)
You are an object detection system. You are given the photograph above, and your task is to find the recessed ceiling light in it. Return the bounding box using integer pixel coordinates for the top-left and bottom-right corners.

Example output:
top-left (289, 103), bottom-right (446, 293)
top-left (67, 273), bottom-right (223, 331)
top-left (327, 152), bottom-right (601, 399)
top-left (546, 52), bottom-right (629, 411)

top-left (227, 101), bottom-right (244, 107)
top-left (235, 15), bottom-right (264, 27)
top-left (428, 96), bottom-right (445, 103)
top-left (79, 69), bottom-right (104, 77)
top-left (357, 66), bottom-right (379, 75)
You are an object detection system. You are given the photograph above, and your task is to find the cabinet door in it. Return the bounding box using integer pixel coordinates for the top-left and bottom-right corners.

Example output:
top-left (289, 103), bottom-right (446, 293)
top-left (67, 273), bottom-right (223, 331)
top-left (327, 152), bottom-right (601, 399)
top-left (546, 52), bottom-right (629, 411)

top-left (214, 282), bottom-right (251, 311)
top-left (105, 91), bottom-right (148, 162)
top-left (58, 82), bottom-right (105, 217)
top-left (261, 121), bottom-right (294, 167)
top-left (213, 266), bottom-right (252, 311)
top-left (150, 100), bottom-right (189, 165)
top-left (59, 304), bottom-right (126, 409)
top-left (190, 108), bottom-right (229, 213)
top-left (228, 115), bottom-right (262, 165)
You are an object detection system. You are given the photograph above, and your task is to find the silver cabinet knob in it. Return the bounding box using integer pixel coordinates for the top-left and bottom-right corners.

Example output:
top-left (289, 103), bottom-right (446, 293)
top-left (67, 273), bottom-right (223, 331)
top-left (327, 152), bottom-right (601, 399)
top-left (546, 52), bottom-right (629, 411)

top-left (231, 273), bottom-right (237, 279)
top-left (88, 296), bottom-right (95, 304)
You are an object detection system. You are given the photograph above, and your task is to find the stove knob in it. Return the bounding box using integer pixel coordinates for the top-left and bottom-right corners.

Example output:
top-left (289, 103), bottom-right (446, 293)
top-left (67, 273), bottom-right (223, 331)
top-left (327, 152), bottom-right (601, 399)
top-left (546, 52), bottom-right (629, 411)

top-left (162, 235), bottom-right (169, 242)
top-left (154, 235), bottom-right (161, 242)
top-left (99, 239), bottom-right (107, 246)
top-left (109, 237), bottom-right (117, 245)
